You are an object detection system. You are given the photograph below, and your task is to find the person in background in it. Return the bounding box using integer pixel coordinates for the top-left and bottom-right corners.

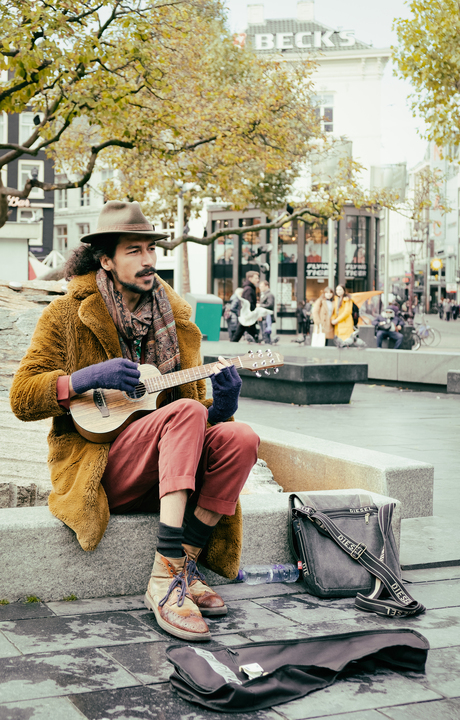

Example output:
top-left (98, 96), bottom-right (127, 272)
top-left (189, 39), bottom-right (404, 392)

top-left (226, 290), bottom-right (241, 341)
top-left (331, 285), bottom-right (354, 342)
top-left (258, 280), bottom-right (275, 344)
top-left (444, 297), bottom-right (452, 321)
top-left (296, 301), bottom-right (310, 342)
top-left (437, 300), bottom-right (444, 320)
top-left (312, 287), bottom-right (335, 346)
top-left (372, 307), bottom-right (405, 349)
top-left (231, 271), bottom-right (260, 343)
top-left (452, 302), bottom-right (459, 321)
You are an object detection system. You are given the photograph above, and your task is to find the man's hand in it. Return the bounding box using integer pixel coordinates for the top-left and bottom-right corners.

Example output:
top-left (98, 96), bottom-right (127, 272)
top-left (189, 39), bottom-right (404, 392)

top-left (396, 325), bottom-right (401, 332)
top-left (207, 356), bottom-right (242, 425)
top-left (71, 358), bottom-right (140, 395)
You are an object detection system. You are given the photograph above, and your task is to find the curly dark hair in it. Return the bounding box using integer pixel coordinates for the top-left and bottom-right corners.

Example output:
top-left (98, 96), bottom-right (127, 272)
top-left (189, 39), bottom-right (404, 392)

top-left (64, 234), bottom-right (120, 280)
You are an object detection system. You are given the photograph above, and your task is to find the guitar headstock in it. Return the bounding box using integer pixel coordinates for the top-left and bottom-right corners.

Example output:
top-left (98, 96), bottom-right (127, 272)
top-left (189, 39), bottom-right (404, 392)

top-left (238, 349), bottom-right (284, 378)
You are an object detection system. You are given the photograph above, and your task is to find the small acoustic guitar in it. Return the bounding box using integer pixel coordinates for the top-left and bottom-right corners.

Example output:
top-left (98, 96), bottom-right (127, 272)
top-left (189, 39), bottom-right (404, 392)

top-left (70, 349), bottom-right (284, 443)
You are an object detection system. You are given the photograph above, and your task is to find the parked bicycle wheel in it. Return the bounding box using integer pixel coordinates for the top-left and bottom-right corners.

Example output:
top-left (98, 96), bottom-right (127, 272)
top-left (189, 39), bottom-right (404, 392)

top-left (429, 327), bottom-right (442, 347)
top-left (421, 328), bottom-right (437, 346)
top-left (412, 332), bottom-right (421, 351)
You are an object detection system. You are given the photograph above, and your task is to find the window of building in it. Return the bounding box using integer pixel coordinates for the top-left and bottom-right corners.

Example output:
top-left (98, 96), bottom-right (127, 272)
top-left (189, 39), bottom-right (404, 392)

top-left (313, 94), bottom-right (334, 133)
top-left (55, 225), bottom-right (68, 252)
top-left (18, 159), bottom-right (44, 198)
top-left (19, 112), bottom-right (43, 146)
top-left (213, 219), bottom-right (234, 264)
top-left (100, 168), bottom-right (114, 183)
top-left (345, 215), bottom-right (368, 285)
top-left (160, 220), bottom-right (175, 256)
top-left (18, 209), bottom-right (34, 222)
top-left (80, 185), bottom-right (91, 206)
top-left (78, 223), bottom-right (90, 238)
top-left (56, 189), bottom-right (68, 210)
top-left (0, 112), bottom-right (6, 187)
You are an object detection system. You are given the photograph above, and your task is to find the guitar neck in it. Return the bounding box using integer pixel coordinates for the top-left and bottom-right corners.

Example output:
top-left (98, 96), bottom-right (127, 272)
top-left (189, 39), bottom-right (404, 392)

top-left (143, 357), bottom-right (243, 394)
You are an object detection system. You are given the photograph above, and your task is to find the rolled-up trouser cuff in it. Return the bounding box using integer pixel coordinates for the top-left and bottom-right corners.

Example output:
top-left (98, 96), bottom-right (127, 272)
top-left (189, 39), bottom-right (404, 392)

top-left (196, 493), bottom-right (238, 516)
top-left (159, 475), bottom-right (197, 500)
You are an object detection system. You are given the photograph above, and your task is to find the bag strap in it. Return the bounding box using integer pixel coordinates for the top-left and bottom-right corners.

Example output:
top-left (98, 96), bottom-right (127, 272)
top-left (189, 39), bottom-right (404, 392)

top-left (292, 501), bottom-right (425, 618)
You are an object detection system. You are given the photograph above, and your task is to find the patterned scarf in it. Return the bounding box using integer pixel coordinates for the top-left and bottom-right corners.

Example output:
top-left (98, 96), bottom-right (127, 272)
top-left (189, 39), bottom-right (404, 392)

top-left (96, 268), bottom-right (181, 376)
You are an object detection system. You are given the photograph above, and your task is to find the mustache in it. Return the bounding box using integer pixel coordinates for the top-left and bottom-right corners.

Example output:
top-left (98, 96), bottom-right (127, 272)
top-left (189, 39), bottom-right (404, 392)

top-left (136, 267), bottom-right (156, 278)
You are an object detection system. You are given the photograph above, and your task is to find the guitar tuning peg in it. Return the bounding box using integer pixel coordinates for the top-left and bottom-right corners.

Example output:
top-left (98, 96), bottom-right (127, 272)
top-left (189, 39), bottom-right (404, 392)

top-left (255, 371), bottom-right (262, 378)
top-left (274, 368), bottom-right (279, 374)
top-left (264, 369), bottom-right (270, 376)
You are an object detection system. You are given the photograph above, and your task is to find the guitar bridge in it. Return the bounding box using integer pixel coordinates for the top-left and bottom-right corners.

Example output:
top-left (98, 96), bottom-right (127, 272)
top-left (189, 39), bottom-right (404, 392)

top-left (93, 389), bottom-right (110, 418)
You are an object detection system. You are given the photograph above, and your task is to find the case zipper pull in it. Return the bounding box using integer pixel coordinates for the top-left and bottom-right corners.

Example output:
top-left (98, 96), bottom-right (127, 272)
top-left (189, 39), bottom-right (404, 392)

top-left (365, 513), bottom-right (370, 524)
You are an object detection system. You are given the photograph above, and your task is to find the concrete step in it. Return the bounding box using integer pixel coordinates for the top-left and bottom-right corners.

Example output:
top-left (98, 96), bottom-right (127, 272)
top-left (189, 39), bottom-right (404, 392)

top-left (400, 516), bottom-right (460, 570)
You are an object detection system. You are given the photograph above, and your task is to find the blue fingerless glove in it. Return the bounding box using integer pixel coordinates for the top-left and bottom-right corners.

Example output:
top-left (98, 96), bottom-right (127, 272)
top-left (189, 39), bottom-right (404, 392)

top-left (71, 358), bottom-right (140, 394)
top-left (207, 365), bottom-right (242, 425)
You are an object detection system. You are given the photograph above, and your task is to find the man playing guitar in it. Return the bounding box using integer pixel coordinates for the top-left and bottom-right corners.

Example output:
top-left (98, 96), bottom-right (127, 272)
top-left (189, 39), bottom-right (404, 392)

top-left (10, 201), bottom-right (260, 643)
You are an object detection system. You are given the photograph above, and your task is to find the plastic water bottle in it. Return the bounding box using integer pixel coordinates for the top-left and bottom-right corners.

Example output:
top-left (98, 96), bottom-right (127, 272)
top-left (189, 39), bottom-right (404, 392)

top-left (237, 563), bottom-right (299, 585)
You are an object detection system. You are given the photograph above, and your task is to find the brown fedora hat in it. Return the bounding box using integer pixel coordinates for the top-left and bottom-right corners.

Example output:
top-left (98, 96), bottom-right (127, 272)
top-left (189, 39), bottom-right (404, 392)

top-left (80, 200), bottom-right (170, 244)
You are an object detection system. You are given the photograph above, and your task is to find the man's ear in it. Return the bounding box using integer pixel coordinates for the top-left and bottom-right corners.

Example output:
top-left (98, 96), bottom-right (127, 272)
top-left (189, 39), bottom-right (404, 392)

top-left (99, 254), bottom-right (112, 271)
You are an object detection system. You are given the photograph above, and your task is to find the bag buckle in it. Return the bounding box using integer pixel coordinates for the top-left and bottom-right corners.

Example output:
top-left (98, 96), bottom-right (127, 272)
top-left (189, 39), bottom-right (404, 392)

top-left (350, 542), bottom-right (367, 560)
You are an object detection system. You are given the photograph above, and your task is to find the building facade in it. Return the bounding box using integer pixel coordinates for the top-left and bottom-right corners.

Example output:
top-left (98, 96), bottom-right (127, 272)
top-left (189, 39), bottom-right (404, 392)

top-left (0, 111), bottom-right (54, 282)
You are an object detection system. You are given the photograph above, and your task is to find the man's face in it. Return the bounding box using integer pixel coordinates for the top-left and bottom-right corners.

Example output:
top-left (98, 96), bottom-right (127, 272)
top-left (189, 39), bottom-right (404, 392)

top-left (101, 234), bottom-right (157, 295)
top-left (251, 273), bottom-right (260, 287)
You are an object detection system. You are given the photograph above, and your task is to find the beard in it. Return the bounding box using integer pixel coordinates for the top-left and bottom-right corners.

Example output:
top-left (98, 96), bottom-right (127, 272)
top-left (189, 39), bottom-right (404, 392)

top-left (111, 266), bottom-right (156, 296)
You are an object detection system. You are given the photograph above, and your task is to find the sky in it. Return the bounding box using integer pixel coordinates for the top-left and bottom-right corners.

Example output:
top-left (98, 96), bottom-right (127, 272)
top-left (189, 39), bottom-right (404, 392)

top-left (223, 0), bottom-right (427, 169)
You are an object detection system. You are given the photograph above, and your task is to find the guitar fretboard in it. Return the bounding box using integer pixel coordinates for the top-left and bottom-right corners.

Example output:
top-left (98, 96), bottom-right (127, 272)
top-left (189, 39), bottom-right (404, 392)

top-left (143, 357), bottom-right (243, 394)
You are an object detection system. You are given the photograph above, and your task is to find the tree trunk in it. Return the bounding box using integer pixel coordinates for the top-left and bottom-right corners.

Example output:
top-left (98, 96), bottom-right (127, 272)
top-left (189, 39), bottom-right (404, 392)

top-left (182, 240), bottom-right (190, 294)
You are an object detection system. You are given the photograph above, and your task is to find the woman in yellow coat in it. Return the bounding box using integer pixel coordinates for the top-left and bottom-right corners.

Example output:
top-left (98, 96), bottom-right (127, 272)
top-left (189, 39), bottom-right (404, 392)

top-left (331, 284), bottom-right (354, 341)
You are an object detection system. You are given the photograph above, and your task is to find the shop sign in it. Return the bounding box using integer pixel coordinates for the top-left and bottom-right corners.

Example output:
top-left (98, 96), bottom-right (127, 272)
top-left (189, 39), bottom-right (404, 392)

top-left (307, 262), bottom-right (329, 277)
top-left (255, 30), bottom-right (356, 51)
top-left (7, 196), bottom-right (31, 207)
top-left (345, 263), bottom-right (367, 279)
top-left (446, 283), bottom-right (457, 293)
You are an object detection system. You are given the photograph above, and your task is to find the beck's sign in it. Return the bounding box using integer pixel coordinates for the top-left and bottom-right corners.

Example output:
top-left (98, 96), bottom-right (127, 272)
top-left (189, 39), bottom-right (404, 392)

top-left (254, 30), bottom-right (356, 51)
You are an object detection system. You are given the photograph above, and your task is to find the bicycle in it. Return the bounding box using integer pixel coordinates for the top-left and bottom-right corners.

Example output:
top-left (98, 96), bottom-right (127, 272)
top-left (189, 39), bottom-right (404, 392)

top-left (412, 314), bottom-right (442, 349)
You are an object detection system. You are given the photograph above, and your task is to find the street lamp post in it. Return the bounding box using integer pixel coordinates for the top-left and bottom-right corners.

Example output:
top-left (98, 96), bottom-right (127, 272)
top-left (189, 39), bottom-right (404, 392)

top-left (404, 228), bottom-right (425, 323)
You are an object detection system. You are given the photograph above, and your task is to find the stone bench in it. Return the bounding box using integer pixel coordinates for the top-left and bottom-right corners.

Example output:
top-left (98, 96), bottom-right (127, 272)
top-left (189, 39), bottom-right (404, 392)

top-left (0, 489), bottom-right (401, 602)
top-left (447, 370), bottom-right (460, 394)
top-left (204, 354), bottom-right (368, 405)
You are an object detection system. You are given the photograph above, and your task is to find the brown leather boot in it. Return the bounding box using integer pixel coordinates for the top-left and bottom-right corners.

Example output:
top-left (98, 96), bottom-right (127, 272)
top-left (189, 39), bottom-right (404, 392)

top-left (144, 552), bottom-right (211, 641)
top-left (183, 543), bottom-right (228, 617)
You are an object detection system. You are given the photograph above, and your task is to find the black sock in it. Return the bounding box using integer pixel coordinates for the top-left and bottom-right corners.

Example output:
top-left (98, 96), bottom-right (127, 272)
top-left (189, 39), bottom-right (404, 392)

top-left (183, 514), bottom-right (215, 550)
top-left (156, 522), bottom-right (184, 558)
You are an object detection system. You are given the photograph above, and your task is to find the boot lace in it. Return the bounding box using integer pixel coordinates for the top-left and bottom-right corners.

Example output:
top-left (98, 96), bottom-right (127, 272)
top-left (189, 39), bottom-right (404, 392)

top-left (159, 569), bottom-right (187, 608)
top-left (187, 558), bottom-right (207, 587)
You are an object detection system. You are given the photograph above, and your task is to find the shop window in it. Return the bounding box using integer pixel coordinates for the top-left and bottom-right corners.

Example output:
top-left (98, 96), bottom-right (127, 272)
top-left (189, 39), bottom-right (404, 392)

top-left (213, 219), bottom-right (234, 264)
top-left (0, 112), bottom-right (6, 186)
top-left (161, 220), bottom-right (175, 256)
top-left (240, 217), bottom-right (261, 265)
top-left (278, 221), bottom-right (298, 279)
top-left (55, 225), bottom-right (68, 252)
top-left (345, 215), bottom-right (368, 281)
top-left (313, 94), bottom-right (334, 133)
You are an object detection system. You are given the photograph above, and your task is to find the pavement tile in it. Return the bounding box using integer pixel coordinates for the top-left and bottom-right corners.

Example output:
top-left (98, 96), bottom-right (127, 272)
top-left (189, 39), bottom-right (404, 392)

top-left (360, 607), bottom-right (460, 650)
top-left (252, 593), bottom-right (365, 626)
top-left (0, 632), bottom-right (21, 659)
top-left (243, 618), bottom-right (380, 644)
top-left (403, 568), bottom-right (460, 583)
top-left (104, 635), bottom-right (252, 686)
top-left (406, 646), bottom-right (460, 698)
top-left (402, 580), bottom-right (460, 610)
top-left (0, 647), bottom-right (139, 703)
top-left (216, 582), bottom-right (306, 603)
top-left (270, 667), bottom-right (441, 719)
top-left (0, 695), bottom-right (87, 719)
top-left (46, 595), bottom-right (145, 616)
top-left (378, 698), bottom-right (460, 720)
top-left (132, 600), bottom-right (296, 639)
top-left (0, 611), bottom-right (162, 654)
top-left (0, 602), bottom-right (54, 622)
top-left (69, 683), bottom-right (284, 719)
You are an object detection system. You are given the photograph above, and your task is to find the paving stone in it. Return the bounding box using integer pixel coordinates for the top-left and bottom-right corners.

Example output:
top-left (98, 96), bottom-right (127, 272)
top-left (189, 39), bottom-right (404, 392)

top-left (0, 601), bottom-right (54, 622)
top-left (408, 646), bottom-right (460, 698)
top-left (0, 695), bottom-right (86, 720)
top-left (402, 580), bottom-right (460, 610)
top-left (0, 611), bottom-right (162, 654)
top-left (361, 607), bottom-right (460, 650)
top-left (132, 599), bottom-right (296, 640)
top-left (243, 618), bottom-right (380, 644)
top-left (379, 698), bottom-right (460, 720)
top-left (252, 593), bottom-right (365, 626)
top-left (69, 683), bottom-right (284, 720)
top-left (46, 595), bottom-right (146, 616)
top-left (0, 632), bottom-right (21, 659)
top-left (216, 581), bottom-right (306, 603)
top-left (103, 641), bottom-right (175, 685)
top-left (0, 647), bottom-right (139, 703)
top-left (402, 567), bottom-right (460, 583)
top-left (271, 667), bottom-right (441, 719)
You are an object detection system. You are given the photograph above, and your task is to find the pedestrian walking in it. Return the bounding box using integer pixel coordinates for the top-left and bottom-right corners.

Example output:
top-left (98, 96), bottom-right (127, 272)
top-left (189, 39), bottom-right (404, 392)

top-left (453, 302), bottom-right (459, 321)
top-left (331, 284), bottom-right (354, 342)
top-left (444, 298), bottom-right (452, 321)
top-left (438, 300), bottom-right (444, 320)
top-left (231, 271), bottom-right (260, 343)
top-left (312, 287), bottom-right (335, 346)
top-left (258, 280), bottom-right (275, 344)
top-left (226, 291), bottom-right (241, 341)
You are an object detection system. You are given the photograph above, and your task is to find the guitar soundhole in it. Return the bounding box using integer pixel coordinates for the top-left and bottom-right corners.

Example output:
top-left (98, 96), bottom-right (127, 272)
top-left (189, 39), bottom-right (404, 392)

top-left (125, 382), bottom-right (147, 401)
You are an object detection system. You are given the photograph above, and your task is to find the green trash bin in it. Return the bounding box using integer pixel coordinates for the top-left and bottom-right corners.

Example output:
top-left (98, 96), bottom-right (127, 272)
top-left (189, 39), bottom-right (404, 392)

top-left (185, 293), bottom-right (223, 342)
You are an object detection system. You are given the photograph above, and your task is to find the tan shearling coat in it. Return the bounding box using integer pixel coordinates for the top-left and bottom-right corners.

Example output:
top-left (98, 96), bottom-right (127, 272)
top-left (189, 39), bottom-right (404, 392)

top-left (9, 272), bottom-right (243, 578)
top-left (312, 296), bottom-right (334, 339)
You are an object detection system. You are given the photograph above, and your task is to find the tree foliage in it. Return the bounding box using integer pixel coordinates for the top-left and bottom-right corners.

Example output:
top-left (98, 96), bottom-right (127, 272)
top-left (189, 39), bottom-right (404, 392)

top-left (393, 0), bottom-right (460, 148)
